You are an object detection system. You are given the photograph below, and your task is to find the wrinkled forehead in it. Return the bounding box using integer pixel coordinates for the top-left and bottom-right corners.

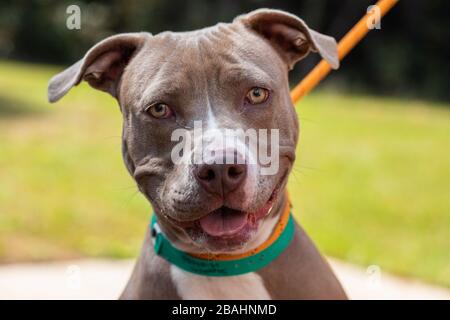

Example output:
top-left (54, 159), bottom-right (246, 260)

top-left (121, 23), bottom-right (287, 107)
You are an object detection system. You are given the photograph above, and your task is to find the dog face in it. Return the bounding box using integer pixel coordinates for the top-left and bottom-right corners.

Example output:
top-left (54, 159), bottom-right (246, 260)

top-left (48, 9), bottom-right (338, 254)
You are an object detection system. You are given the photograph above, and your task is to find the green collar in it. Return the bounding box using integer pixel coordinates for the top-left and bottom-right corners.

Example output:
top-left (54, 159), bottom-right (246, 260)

top-left (150, 213), bottom-right (295, 277)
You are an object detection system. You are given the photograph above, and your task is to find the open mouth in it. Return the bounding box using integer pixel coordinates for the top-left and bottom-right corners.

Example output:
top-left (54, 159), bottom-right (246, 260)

top-left (193, 170), bottom-right (288, 248)
top-left (164, 169), bottom-right (289, 250)
top-left (198, 186), bottom-right (279, 238)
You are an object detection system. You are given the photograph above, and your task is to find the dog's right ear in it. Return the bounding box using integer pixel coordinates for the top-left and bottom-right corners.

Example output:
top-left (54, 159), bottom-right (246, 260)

top-left (236, 9), bottom-right (339, 70)
top-left (48, 32), bottom-right (151, 103)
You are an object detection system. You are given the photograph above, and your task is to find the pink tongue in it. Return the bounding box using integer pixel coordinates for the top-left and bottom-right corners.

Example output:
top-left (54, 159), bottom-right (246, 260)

top-left (199, 208), bottom-right (248, 237)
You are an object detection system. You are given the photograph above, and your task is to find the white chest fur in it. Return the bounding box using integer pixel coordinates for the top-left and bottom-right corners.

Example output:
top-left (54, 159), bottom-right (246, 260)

top-left (170, 266), bottom-right (271, 300)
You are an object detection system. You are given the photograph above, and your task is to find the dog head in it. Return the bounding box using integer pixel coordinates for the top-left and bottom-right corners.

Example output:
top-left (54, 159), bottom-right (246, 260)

top-left (48, 9), bottom-right (338, 254)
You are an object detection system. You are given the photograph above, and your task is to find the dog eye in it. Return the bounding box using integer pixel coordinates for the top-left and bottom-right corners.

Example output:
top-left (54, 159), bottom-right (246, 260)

top-left (145, 103), bottom-right (173, 119)
top-left (245, 87), bottom-right (270, 105)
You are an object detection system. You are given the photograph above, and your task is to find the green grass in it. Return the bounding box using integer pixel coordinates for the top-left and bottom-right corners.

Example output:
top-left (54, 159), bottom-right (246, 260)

top-left (1, 60), bottom-right (449, 287)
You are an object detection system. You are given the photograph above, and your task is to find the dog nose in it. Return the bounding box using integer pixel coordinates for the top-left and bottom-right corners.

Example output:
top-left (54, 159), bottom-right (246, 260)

top-left (194, 163), bottom-right (247, 196)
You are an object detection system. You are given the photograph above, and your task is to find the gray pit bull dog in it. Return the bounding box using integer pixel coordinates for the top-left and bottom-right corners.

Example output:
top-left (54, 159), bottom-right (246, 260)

top-left (48, 9), bottom-right (347, 299)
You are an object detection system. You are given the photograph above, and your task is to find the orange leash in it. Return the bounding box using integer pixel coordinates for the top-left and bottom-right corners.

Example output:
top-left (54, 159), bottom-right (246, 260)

top-left (290, 0), bottom-right (399, 103)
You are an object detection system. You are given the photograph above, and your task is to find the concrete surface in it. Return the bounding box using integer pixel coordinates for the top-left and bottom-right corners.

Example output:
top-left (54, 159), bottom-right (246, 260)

top-left (0, 258), bottom-right (448, 300)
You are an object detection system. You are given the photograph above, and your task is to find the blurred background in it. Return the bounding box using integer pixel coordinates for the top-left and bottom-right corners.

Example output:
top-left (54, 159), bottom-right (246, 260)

top-left (0, 0), bottom-right (449, 292)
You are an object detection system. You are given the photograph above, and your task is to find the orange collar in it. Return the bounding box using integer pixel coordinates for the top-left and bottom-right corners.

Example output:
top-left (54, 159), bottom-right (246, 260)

top-left (150, 192), bottom-right (295, 276)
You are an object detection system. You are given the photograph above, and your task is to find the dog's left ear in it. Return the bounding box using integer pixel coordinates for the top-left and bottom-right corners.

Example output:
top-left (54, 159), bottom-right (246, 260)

top-left (48, 32), bottom-right (151, 103)
top-left (236, 9), bottom-right (339, 70)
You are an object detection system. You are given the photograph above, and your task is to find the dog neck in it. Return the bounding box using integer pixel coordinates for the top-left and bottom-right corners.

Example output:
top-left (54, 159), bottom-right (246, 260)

top-left (150, 192), bottom-right (294, 277)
